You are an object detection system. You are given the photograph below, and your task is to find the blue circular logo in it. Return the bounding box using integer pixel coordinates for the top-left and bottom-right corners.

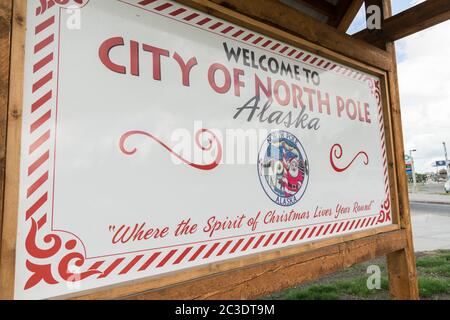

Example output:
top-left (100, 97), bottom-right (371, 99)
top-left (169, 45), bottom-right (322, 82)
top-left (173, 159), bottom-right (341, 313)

top-left (257, 130), bottom-right (309, 206)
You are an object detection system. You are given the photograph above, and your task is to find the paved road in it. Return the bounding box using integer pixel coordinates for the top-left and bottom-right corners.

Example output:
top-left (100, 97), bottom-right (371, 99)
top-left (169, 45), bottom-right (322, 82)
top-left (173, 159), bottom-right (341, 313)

top-left (410, 202), bottom-right (450, 251)
top-left (409, 181), bottom-right (448, 194)
top-left (417, 182), bottom-right (446, 194)
top-left (411, 202), bottom-right (450, 217)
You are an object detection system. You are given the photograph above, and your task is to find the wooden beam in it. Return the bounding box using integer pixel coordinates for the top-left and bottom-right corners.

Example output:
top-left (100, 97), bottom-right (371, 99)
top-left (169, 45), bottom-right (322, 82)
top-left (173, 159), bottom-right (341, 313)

top-left (0, 0), bottom-right (13, 272)
top-left (123, 230), bottom-right (408, 300)
top-left (185, 0), bottom-right (393, 71)
top-left (295, 0), bottom-right (337, 18)
top-left (335, 0), bottom-right (364, 32)
top-left (355, 0), bottom-right (450, 44)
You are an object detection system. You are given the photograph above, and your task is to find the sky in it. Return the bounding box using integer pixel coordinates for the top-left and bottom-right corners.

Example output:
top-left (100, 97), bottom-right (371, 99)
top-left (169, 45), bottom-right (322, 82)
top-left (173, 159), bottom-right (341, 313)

top-left (348, 0), bottom-right (450, 173)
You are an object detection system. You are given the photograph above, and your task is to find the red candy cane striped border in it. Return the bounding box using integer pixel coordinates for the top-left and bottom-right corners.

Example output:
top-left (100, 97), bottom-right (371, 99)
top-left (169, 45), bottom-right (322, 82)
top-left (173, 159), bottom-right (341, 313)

top-left (20, 0), bottom-right (390, 295)
top-left (124, 0), bottom-right (375, 83)
top-left (369, 78), bottom-right (392, 224)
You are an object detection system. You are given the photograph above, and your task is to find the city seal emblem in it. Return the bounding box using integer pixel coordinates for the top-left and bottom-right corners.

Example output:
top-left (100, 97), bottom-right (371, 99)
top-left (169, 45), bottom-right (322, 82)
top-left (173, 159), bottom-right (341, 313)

top-left (257, 130), bottom-right (309, 206)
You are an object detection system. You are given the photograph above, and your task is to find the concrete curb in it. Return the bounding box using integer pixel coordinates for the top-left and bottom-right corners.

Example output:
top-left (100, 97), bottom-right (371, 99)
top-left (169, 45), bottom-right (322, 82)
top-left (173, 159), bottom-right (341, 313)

top-left (410, 200), bottom-right (450, 206)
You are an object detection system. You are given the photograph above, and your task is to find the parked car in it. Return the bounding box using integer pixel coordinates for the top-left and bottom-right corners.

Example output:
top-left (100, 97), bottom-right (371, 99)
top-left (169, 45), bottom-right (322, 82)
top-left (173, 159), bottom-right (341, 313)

top-left (445, 179), bottom-right (450, 193)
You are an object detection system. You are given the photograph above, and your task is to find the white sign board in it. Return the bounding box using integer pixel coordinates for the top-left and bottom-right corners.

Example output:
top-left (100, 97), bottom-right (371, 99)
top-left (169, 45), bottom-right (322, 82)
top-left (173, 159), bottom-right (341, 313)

top-left (15, 0), bottom-right (392, 299)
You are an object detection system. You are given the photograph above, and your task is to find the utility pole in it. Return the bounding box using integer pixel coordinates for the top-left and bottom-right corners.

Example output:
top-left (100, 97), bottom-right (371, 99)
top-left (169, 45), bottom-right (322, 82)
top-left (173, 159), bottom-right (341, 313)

top-left (410, 149), bottom-right (417, 193)
top-left (444, 142), bottom-right (449, 173)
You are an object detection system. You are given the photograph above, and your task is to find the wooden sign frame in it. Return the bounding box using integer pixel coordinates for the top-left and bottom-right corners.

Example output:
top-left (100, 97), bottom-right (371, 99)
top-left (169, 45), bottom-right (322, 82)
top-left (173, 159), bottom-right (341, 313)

top-left (0, 0), bottom-right (418, 300)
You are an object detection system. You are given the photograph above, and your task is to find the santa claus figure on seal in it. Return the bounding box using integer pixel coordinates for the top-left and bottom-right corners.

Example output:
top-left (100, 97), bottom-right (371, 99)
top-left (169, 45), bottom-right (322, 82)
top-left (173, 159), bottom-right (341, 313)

top-left (280, 156), bottom-right (304, 197)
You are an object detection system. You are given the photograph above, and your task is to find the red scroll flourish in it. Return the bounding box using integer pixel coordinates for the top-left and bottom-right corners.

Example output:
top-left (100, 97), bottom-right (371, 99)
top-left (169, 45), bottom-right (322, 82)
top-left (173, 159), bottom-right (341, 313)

top-left (119, 129), bottom-right (222, 171)
top-left (330, 144), bottom-right (369, 173)
top-left (24, 219), bottom-right (102, 290)
top-left (377, 196), bottom-right (391, 224)
top-left (37, 0), bottom-right (89, 15)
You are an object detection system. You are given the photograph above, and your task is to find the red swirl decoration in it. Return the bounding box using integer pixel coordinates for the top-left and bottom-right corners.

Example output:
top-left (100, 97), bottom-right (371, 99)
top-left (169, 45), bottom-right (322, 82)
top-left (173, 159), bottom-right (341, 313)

top-left (25, 219), bottom-right (61, 259)
top-left (119, 129), bottom-right (222, 171)
top-left (37, 0), bottom-right (89, 15)
top-left (24, 218), bottom-right (102, 290)
top-left (330, 144), bottom-right (369, 173)
top-left (377, 196), bottom-right (391, 224)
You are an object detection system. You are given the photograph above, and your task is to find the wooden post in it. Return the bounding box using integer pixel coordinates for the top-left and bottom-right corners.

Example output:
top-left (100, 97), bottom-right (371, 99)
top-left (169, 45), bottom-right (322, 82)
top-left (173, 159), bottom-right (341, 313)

top-left (379, 0), bottom-right (419, 300)
top-left (0, 0), bottom-right (13, 260)
top-left (0, 0), bottom-right (26, 300)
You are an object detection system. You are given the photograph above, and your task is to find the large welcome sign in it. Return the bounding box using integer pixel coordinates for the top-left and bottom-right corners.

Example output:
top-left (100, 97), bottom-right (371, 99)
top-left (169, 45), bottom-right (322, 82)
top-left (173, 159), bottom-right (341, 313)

top-left (14, 0), bottom-right (392, 299)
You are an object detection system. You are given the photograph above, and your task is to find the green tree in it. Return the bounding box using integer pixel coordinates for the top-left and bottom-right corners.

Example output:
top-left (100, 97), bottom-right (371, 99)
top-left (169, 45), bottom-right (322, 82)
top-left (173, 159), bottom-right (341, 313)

top-left (415, 173), bottom-right (427, 184)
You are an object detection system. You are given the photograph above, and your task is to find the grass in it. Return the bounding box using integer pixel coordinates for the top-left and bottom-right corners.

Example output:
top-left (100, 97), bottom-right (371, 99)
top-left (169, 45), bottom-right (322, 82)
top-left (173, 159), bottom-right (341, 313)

top-left (270, 277), bottom-right (390, 300)
top-left (418, 277), bottom-right (450, 298)
top-left (416, 251), bottom-right (450, 277)
top-left (265, 250), bottom-right (450, 300)
top-left (283, 285), bottom-right (340, 300)
top-left (300, 277), bottom-right (388, 299)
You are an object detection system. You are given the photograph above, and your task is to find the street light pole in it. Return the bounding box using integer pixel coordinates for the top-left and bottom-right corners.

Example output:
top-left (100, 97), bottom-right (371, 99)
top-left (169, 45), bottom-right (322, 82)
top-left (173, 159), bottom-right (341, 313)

top-left (410, 149), bottom-right (417, 193)
top-left (444, 142), bottom-right (449, 173)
